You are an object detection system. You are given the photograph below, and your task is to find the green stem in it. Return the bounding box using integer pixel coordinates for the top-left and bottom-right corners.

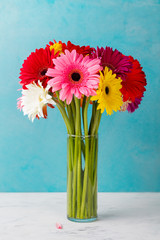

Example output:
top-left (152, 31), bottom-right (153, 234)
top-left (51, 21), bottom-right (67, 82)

top-left (77, 138), bottom-right (81, 218)
top-left (72, 145), bottom-right (78, 218)
top-left (80, 97), bottom-right (90, 218)
top-left (96, 111), bottom-right (102, 134)
top-left (83, 97), bottom-right (90, 135)
top-left (75, 98), bottom-right (82, 218)
top-left (89, 101), bottom-right (96, 135)
top-left (56, 91), bottom-right (64, 107)
top-left (88, 102), bottom-right (101, 218)
top-left (87, 102), bottom-right (98, 217)
top-left (67, 136), bottom-right (72, 217)
top-left (82, 96), bottom-right (87, 132)
top-left (91, 109), bottom-right (101, 136)
top-left (72, 98), bottom-right (81, 218)
top-left (53, 97), bottom-right (72, 134)
top-left (89, 136), bottom-right (95, 217)
top-left (93, 137), bottom-right (98, 216)
top-left (66, 104), bottom-right (75, 134)
top-left (71, 99), bottom-right (76, 121)
top-left (91, 109), bottom-right (101, 215)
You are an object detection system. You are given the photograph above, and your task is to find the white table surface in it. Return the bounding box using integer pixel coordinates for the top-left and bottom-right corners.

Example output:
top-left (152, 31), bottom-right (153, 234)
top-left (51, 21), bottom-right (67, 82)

top-left (0, 193), bottom-right (160, 240)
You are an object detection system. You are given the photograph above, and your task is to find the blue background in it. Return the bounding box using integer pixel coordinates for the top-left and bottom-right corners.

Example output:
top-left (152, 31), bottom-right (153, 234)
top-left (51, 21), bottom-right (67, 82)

top-left (0, 0), bottom-right (160, 192)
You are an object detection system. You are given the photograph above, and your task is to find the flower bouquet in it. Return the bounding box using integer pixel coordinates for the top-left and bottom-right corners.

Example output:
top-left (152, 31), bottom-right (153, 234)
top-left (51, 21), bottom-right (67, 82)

top-left (17, 40), bottom-right (147, 222)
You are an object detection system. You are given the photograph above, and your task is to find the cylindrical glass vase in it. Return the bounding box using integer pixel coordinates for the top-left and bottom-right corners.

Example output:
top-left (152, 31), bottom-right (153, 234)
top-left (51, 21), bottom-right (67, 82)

top-left (67, 134), bottom-right (98, 222)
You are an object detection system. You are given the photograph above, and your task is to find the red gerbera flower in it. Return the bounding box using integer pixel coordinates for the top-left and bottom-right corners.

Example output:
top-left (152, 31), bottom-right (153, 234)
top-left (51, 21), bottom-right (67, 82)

top-left (61, 41), bottom-right (95, 56)
top-left (121, 56), bottom-right (147, 102)
top-left (19, 47), bottom-right (53, 88)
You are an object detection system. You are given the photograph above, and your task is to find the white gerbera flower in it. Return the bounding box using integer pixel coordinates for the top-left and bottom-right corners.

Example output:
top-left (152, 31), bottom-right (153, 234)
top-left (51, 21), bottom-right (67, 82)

top-left (21, 81), bottom-right (56, 122)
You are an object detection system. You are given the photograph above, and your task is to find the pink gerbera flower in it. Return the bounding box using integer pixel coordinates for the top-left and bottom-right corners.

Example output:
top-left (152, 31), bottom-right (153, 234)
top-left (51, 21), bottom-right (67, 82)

top-left (92, 46), bottom-right (132, 80)
top-left (47, 49), bottom-right (102, 104)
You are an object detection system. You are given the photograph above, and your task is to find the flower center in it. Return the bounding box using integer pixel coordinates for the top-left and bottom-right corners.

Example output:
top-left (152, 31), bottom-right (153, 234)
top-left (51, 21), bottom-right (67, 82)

top-left (103, 63), bottom-right (115, 72)
top-left (71, 72), bottom-right (81, 82)
top-left (40, 68), bottom-right (47, 76)
top-left (105, 86), bottom-right (109, 95)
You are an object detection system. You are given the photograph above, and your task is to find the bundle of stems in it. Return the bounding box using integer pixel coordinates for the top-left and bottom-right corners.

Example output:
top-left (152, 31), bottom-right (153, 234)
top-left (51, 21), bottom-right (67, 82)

top-left (52, 93), bottom-right (101, 219)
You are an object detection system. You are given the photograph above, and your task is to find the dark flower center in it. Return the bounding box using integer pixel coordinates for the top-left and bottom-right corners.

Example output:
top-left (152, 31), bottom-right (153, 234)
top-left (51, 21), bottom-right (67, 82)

top-left (105, 86), bottom-right (109, 95)
top-left (71, 72), bottom-right (81, 82)
top-left (40, 68), bottom-right (47, 76)
top-left (103, 63), bottom-right (115, 72)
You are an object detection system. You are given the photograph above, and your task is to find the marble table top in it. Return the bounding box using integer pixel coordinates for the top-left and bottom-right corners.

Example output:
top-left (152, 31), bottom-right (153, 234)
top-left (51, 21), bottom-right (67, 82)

top-left (0, 193), bottom-right (160, 240)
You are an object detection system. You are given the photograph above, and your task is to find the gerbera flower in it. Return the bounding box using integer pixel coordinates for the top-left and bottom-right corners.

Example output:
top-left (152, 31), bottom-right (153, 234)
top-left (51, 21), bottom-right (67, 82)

top-left (121, 56), bottom-right (147, 102)
top-left (47, 49), bottom-right (102, 104)
top-left (19, 47), bottom-right (53, 88)
top-left (92, 46), bottom-right (132, 80)
top-left (48, 40), bottom-right (63, 56)
top-left (91, 67), bottom-right (123, 115)
top-left (120, 100), bottom-right (132, 112)
top-left (127, 96), bottom-right (143, 113)
top-left (61, 41), bottom-right (95, 56)
top-left (20, 81), bottom-right (56, 122)
top-left (17, 97), bottom-right (23, 111)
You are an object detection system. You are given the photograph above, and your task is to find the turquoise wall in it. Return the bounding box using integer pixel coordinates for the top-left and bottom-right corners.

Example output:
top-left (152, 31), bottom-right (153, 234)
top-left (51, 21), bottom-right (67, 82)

top-left (0, 0), bottom-right (159, 192)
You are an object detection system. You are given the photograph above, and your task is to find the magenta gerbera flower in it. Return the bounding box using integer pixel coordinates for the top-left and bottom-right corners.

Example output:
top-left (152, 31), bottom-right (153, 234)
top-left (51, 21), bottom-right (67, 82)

top-left (47, 49), bottom-right (102, 104)
top-left (92, 46), bottom-right (132, 80)
top-left (127, 96), bottom-right (143, 113)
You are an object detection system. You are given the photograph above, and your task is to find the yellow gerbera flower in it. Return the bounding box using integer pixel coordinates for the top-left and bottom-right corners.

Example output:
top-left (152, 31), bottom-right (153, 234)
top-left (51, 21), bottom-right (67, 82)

top-left (50, 42), bottom-right (63, 55)
top-left (91, 67), bottom-right (123, 115)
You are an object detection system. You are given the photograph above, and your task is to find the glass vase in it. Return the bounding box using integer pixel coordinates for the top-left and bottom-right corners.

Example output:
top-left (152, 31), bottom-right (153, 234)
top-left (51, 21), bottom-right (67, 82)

top-left (67, 134), bottom-right (98, 222)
